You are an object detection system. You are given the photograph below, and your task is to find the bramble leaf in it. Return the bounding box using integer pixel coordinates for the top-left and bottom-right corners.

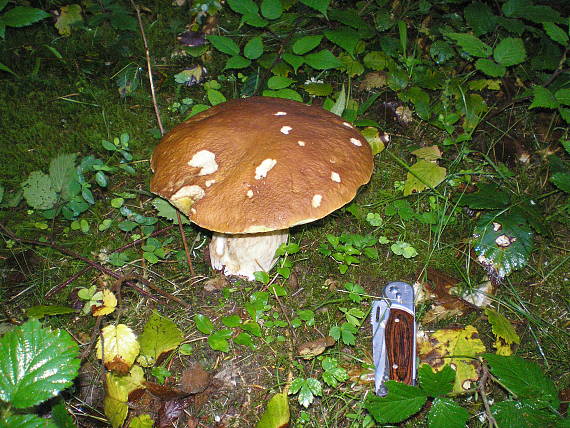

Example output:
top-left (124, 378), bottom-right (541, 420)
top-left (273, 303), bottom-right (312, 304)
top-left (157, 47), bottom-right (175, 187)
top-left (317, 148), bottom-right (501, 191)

top-left (365, 381), bottom-right (427, 424)
top-left (418, 364), bottom-right (455, 397)
top-left (493, 37), bottom-right (526, 66)
top-left (427, 397), bottom-right (470, 428)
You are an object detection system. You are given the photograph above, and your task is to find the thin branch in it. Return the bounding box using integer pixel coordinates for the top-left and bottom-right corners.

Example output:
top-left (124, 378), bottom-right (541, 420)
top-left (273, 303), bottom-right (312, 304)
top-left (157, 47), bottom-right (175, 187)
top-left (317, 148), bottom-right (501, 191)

top-left (130, 0), bottom-right (164, 135)
top-left (478, 360), bottom-right (498, 428)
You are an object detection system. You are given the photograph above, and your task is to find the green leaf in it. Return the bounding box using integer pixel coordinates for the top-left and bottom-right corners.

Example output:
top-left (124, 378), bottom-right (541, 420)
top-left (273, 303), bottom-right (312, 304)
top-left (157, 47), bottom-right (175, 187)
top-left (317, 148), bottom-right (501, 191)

top-left (502, 0), bottom-right (561, 24)
top-left (289, 378), bottom-right (322, 408)
top-left (324, 27), bottom-right (360, 56)
top-left (457, 183), bottom-right (511, 209)
top-left (267, 75), bottom-right (294, 89)
top-left (194, 314), bottom-right (214, 335)
top-left (0, 61), bottom-right (17, 76)
top-left (207, 88), bottom-right (227, 105)
top-left (304, 82), bottom-right (333, 96)
top-left (22, 171), bottom-right (57, 210)
top-left (129, 414), bottom-right (154, 428)
top-left (464, 2), bottom-right (497, 36)
top-left (543, 22), bottom-right (569, 46)
top-left (152, 197), bottom-right (190, 224)
top-left (530, 86), bottom-right (559, 109)
top-left (304, 49), bottom-right (342, 70)
top-left (418, 364), bottom-right (455, 397)
top-left (1, 414), bottom-right (58, 428)
top-left (256, 392), bottom-right (290, 428)
top-left (0, 319), bottom-right (80, 408)
top-left (474, 212), bottom-right (533, 280)
top-left (485, 308), bottom-right (520, 345)
top-left (427, 398), bottom-right (470, 428)
top-left (445, 33), bottom-right (492, 57)
top-left (206, 35), bottom-right (240, 56)
top-left (475, 58), bottom-right (506, 77)
top-left (55, 4), bottom-right (83, 36)
top-left (555, 88), bottom-right (570, 106)
top-left (51, 400), bottom-right (76, 428)
top-left (429, 41), bottom-right (455, 64)
top-left (49, 153), bottom-right (77, 193)
top-left (365, 381), bottom-right (427, 423)
top-left (363, 51), bottom-right (388, 70)
top-left (493, 37), bottom-right (526, 67)
top-left (26, 305), bottom-right (76, 319)
top-left (262, 89), bottom-right (303, 102)
top-left (491, 399), bottom-right (560, 428)
top-left (0, 0), bottom-right (8, 12)
top-left (403, 160), bottom-right (447, 196)
top-left (282, 53), bottom-right (304, 72)
top-left (260, 0), bottom-right (282, 20)
top-left (95, 171), bottom-right (108, 187)
top-left (222, 315), bottom-right (242, 328)
top-left (227, 0), bottom-right (258, 16)
top-left (484, 354), bottom-right (559, 407)
top-left (233, 332), bottom-right (255, 348)
top-left (224, 55), bottom-right (251, 70)
top-left (551, 172), bottom-right (570, 193)
top-left (299, 0), bottom-right (330, 17)
top-left (208, 329), bottom-right (233, 352)
top-left (292, 35), bottom-right (323, 55)
top-left (244, 36), bottom-right (264, 59)
top-left (330, 85), bottom-right (346, 116)
top-left (1, 6), bottom-right (50, 27)
top-left (138, 311), bottom-right (183, 367)
top-left (241, 13), bottom-right (268, 28)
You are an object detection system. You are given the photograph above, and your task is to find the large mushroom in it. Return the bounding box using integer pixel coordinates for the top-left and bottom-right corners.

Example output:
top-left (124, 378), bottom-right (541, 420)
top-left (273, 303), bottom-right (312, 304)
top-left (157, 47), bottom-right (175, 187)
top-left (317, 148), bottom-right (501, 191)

top-left (150, 96), bottom-right (374, 280)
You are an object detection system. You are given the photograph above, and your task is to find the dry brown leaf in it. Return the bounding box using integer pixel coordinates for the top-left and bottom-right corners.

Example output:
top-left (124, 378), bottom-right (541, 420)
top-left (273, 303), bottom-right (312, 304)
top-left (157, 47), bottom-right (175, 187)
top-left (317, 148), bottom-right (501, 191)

top-left (180, 362), bottom-right (210, 394)
top-left (297, 336), bottom-right (335, 359)
top-left (359, 72), bottom-right (388, 91)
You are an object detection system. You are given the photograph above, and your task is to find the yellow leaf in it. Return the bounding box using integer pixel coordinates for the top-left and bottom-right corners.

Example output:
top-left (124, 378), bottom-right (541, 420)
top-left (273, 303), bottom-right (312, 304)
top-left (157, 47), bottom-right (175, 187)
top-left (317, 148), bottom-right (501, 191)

top-left (92, 289), bottom-right (117, 316)
top-left (97, 324), bottom-right (140, 374)
top-left (104, 366), bottom-right (145, 428)
top-left (419, 325), bottom-right (486, 392)
top-left (411, 145), bottom-right (442, 161)
top-left (494, 338), bottom-right (513, 356)
top-left (55, 4), bottom-right (83, 37)
top-left (403, 160), bottom-right (447, 196)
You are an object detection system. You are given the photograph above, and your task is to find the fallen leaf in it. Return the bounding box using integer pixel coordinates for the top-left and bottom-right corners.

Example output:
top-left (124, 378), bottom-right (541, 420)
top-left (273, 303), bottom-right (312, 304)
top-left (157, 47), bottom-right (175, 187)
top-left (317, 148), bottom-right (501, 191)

top-left (55, 4), bottom-right (83, 37)
top-left (104, 366), bottom-right (145, 428)
top-left (256, 392), bottom-right (290, 428)
top-left (138, 311), bottom-right (184, 367)
top-left (359, 71), bottom-right (387, 91)
top-left (485, 308), bottom-right (520, 356)
top-left (418, 326), bottom-right (486, 393)
top-left (403, 160), bottom-right (447, 196)
top-left (180, 362), bottom-right (210, 394)
top-left (158, 398), bottom-right (192, 428)
top-left (97, 324), bottom-right (140, 374)
top-left (203, 275), bottom-right (229, 292)
top-left (411, 145), bottom-right (442, 161)
top-left (297, 336), bottom-right (335, 359)
top-left (92, 289), bottom-right (117, 316)
top-left (143, 381), bottom-right (188, 400)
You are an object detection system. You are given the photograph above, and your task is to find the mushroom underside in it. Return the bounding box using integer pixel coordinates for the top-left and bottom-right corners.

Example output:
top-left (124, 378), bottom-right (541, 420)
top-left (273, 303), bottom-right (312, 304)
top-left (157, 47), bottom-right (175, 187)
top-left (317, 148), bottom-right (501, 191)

top-left (209, 230), bottom-right (289, 280)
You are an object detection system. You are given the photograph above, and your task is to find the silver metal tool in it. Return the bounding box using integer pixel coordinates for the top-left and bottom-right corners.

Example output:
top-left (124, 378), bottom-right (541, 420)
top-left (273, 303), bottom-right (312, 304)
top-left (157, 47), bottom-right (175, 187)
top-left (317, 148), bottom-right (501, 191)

top-left (371, 281), bottom-right (416, 396)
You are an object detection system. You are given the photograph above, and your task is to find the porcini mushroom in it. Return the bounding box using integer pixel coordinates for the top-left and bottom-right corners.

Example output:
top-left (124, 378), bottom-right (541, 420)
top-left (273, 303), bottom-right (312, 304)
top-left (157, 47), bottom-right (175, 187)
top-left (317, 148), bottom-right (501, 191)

top-left (150, 96), bottom-right (374, 280)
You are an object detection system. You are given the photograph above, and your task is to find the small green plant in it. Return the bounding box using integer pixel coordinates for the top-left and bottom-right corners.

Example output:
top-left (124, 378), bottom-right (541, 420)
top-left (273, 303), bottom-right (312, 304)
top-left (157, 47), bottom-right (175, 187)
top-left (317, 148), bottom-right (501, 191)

top-left (289, 377), bottom-right (322, 408)
top-left (0, 319), bottom-right (80, 426)
top-left (318, 233), bottom-right (379, 273)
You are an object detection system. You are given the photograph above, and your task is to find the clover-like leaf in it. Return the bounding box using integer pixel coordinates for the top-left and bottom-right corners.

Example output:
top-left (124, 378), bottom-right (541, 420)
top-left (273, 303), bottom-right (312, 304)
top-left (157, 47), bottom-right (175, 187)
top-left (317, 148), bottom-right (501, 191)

top-left (0, 319), bottom-right (80, 408)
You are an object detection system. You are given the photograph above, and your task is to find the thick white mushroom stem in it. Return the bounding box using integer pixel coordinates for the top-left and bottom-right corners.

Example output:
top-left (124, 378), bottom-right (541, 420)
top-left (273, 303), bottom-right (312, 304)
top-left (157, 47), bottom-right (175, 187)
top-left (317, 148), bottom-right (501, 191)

top-left (209, 230), bottom-right (289, 280)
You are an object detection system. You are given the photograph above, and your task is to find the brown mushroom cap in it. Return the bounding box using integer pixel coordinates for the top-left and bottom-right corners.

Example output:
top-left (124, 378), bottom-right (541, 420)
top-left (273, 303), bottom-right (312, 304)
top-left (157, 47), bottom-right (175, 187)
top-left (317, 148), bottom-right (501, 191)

top-left (150, 96), bottom-right (374, 234)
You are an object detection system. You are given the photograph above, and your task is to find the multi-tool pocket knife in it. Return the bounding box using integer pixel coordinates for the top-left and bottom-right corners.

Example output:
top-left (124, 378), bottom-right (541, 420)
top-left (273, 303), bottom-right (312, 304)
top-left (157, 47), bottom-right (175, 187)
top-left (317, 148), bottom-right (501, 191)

top-left (371, 281), bottom-right (417, 396)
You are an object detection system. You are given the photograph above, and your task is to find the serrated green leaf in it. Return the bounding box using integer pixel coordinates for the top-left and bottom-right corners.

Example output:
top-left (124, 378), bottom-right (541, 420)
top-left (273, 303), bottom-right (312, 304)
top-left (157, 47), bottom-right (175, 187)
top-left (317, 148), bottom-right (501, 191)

top-left (491, 399), bottom-right (560, 428)
top-left (304, 49), bottom-right (342, 70)
top-left (208, 329), bottom-right (232, 352)
top-left (485, 308), bottom-right (520, 345)
top-left (260, 0), bottom-right (282, 20)
top-left (292, 35), bottom-right (323, 55)
top-left (551, 172), bottom-right (570, 193)
top-left (138, 311), bottom-right (183, 367)
top-left (206, 35), bottom-right (240, 56)
top-left (427, 397), bottom-right (470, 428)
top-left (194, 314), bottom-right (214, 335)
top-left (227, 0), bottom-right (258, 16)
top-left (256, 392), bottom-right (290, 428)
top-left (418, 364), bottom-right (455, 397)
top-left (446, 32), bottom-right (492, 57)
top-left (474, 211), bottom-right (533, 280)
top-left (429, 41), bottom-right (455, 64)
top-left (49, 153), bottom-right (77, 193)
top-left (457, 183), bottom-right (511, 209)
top-left (403, 160), bottom-right (446, 196)
top-left (22, 171), bottom-right (58, 210)
top-left (152, 197), bottom-right (190, 225)
top-left (26, 305), bottom-right (76, 319)
top-left (207, 88), bottom-right (226, 105)
top-left (493, 37), bottom-right (526, 67)
top-left (464, 2), bottom-right (497, 36)
top-left (289, 378), bottom-right (322, 408)
top-left (0, 319), bottom-right (80, 408)
top-left (475, 58), bottom-right (506, 77)
top-left (502, 0), bottom-right (560, 24)
top-left (542, 22), bottom-right (569, 46)
top-left (2, 6), bottom-right (50, 27)
top-left (555, 88), bottom-right (570, 106)
top-left (365, 381), bottom-right (427, 423)
top-left (224, 55), bottom-right (251, 70)
top-left (299, 0), bottom-right (330, 17)
top-left (244, 36), bottom-right (264, 60)
top-left (484, 354), bottom-right (559, 407)
top-left (324, 27), bottom-right (360, 56)
top-left (1, 414), bottom-right (58, 428)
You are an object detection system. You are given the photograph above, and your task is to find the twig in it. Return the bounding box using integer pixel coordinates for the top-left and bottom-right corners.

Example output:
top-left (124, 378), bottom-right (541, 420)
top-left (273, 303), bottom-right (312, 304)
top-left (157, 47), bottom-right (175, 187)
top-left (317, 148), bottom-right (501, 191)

top-left (130, 0), bottom-right (164, 135)
top-left (45, 225), bottom-right (175, 298)
top-left (176, 211), bottom-right (195, 276)
top-left (0, 224), bottom-right (190, 308)
top-left (478, 360), bottom-right (498, 428)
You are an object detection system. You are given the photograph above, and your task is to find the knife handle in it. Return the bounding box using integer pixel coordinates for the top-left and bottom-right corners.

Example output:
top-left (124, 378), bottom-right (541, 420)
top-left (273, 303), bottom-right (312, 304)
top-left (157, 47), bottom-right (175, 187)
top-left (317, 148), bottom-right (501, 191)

top-left (384, 308), bottom-right (415, 384)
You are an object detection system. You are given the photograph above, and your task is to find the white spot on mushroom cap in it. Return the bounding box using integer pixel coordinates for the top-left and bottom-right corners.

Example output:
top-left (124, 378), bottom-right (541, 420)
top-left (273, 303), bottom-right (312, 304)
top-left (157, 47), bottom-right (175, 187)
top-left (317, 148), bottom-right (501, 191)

top-left (205, 179), bottom-right (216, 187)
top-left (350, 138), bottom-right (362, 146)
top-left (172, 185), bottom-right (205, 202)
top-left (246, 190), bottom-right (253, 198)
top-left (342, 122), bottom-right (353, 128)
top-left (331, 172), bottom-right (341, 182)
top-left (188, 150), bottom-right (218, 176)
top-left (312, 194), bottom-right (322, 208)
top-left (297, 140), bottom-right (305, 147)
top-left (280, 126), bottom-right (293, 135)
top-left (190, 208), bottom-right (197, 214)
top-left (255, 159), bottom-right (277, 180)
top-left (274, 111), bottom-right (287, 116)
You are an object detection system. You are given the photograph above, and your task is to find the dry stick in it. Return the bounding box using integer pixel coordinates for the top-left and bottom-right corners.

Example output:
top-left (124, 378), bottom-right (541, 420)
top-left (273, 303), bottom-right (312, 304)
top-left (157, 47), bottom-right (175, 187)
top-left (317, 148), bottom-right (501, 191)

top-left (45, 225), bottom-right (175, 298)
top-left (131, 0), bottom-right (196, 277)
top-left (478, 361), bottom-right (498, 428)
top-left (0, 224), bottom-right (190, 308)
